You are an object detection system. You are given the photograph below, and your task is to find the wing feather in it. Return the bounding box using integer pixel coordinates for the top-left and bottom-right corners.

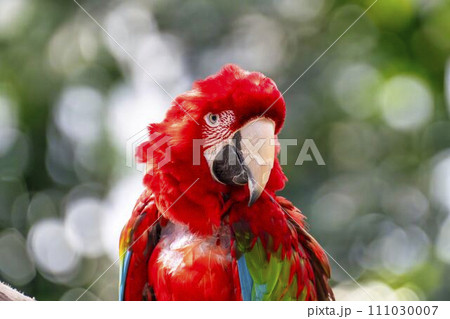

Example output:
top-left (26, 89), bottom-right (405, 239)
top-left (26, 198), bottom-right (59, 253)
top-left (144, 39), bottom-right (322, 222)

top-left (277, 196), bottom-right (335, 301)
top-left (233, 196), bottom-right (334, 301)
top-left (119, 189), bottom-right (162, 301)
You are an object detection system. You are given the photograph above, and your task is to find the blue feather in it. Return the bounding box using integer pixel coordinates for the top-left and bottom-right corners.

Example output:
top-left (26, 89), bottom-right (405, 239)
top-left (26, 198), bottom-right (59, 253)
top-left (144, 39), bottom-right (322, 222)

top-left (237, 255), bottom-right (253, 301)
top-left (119, 250), bottom-right (132, 301)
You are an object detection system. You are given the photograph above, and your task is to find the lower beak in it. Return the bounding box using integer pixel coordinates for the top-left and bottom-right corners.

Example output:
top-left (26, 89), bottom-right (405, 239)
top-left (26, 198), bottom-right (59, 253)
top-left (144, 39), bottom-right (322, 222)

top-left (207, 118), bottom-right (275, 206)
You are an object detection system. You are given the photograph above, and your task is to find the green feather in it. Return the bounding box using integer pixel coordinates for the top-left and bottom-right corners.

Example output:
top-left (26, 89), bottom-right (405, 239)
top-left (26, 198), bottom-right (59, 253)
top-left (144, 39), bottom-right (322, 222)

top-left (237, 237), bottom-right (299, 300)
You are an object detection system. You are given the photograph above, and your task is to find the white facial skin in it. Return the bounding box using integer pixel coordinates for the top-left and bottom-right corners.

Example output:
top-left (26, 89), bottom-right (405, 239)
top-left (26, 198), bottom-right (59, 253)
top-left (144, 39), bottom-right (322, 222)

top-left (202, 110), bottom-right (236, 149)
top-left (202, 110), bottom-right (236, 183)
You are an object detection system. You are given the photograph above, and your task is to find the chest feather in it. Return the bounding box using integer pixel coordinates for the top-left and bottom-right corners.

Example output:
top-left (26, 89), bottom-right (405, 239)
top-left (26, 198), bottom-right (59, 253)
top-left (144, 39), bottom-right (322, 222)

top-left (157, 223), bottom-right (232, 274)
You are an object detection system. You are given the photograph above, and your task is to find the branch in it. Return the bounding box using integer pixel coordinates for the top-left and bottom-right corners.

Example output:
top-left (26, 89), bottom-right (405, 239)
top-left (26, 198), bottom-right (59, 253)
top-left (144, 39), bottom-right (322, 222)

top-left (0, 282), bottom-right (34, 301)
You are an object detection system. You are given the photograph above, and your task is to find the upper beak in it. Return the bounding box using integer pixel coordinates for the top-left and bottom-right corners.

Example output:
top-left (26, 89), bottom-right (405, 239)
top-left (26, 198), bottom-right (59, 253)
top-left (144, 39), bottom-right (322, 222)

top-left (240, 119), bottom-right (275, 206)
top-left (206, 118), bottom-right (275, 206)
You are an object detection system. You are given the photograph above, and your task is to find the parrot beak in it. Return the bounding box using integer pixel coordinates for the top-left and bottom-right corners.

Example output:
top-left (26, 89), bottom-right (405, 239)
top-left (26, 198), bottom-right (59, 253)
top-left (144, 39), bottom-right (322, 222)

top-left (205, 118), bottom-right (275, 206)
top-left (239, 118), bottom-right (275, 206)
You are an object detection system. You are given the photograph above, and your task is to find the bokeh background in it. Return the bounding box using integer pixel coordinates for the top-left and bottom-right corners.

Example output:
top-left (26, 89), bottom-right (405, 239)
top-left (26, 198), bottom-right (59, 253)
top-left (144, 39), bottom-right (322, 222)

top-left (0, 0), bottom-right (449, 301)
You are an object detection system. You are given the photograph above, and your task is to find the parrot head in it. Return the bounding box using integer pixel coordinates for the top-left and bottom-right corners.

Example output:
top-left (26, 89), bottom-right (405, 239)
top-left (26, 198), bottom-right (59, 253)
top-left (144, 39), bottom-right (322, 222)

top-left (137, 64), bottom-right (287, 233)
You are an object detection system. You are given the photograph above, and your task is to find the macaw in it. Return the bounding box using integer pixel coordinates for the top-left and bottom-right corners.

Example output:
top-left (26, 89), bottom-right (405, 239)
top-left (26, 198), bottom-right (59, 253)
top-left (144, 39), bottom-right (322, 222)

top-left (119, 64), bottom-right (334, 301)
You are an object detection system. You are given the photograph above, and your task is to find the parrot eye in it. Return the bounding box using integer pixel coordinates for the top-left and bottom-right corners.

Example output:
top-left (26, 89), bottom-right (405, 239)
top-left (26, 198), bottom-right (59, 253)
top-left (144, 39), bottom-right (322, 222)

top-left (205, 113), bottom-right (220, 127)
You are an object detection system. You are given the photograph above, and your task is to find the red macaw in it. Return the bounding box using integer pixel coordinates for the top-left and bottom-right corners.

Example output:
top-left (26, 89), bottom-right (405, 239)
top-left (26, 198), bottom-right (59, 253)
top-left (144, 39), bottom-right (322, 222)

top-left (119, 64), bottom-right (334, 301)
